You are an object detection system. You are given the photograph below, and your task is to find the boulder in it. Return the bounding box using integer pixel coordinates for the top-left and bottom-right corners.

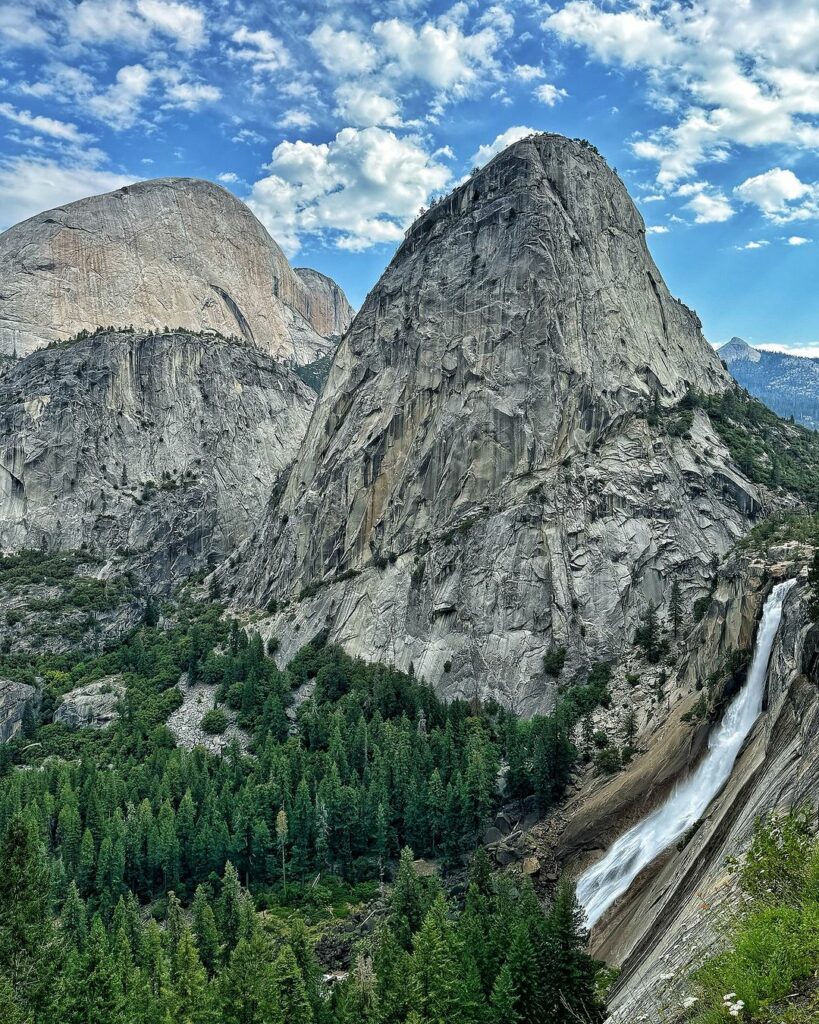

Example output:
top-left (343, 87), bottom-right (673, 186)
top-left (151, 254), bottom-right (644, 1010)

top-left (54, 676), bottom-right (126, 729)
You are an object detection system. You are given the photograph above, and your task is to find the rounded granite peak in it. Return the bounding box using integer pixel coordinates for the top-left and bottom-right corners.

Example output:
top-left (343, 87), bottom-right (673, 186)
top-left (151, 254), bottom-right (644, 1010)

top-left (0, 175), bottom-right (351, 363)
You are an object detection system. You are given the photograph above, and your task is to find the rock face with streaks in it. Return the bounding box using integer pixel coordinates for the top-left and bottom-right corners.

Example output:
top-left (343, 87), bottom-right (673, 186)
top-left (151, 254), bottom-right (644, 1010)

top-left (0, 329), bottom-right (316, 585)
top-left (0, 679), bottom-right (38, 742)
top-left (232, 133), bottom-right (761, 714)
top-left (294, 268), bottom-right (355, 340)
top-left (0, 177), bottom-right (353, 363)
top-left (53, 676), bottom-right (126, 729)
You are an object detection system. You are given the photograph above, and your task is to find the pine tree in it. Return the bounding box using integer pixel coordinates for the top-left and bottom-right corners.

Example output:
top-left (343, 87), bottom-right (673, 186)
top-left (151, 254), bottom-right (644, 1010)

top-left (173, 926), bottom-right (215, 1024)
top-left (60, 881), bottom-right (88, 951)
top-left (192, 885), bottom-right (220, 975)
top-left (0, 813), bottom-right (55, 1015)
top-left (275, 808), bottom-right (289, 896)
top-left (273, 944), bottom-right (313, 1023)
top-left (489, 962), bottom-right (519, 1024)
top-left (218, 932), bottom-right (282, 1024)
top-left (505, 922), bottom-right (544, 1024)
top-left (541, 879), bottom-right (604, 1023)
top-left (389, 847), bottom-right (428, 950)
top-left (217, 862), bottom-right (243, 956)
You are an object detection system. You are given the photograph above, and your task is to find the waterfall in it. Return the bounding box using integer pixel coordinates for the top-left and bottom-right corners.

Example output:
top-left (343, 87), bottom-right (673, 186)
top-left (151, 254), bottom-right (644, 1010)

top-left (577, 578), bottom-right (795, 928)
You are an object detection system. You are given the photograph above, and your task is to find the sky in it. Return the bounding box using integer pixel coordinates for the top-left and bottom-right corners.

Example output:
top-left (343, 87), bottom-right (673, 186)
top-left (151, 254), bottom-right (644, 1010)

top-left (2, 1), bottom-right (819, 351)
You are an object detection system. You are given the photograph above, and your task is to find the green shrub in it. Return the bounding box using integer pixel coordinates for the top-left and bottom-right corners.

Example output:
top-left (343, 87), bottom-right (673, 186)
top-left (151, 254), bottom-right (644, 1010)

top-left (543, 645), bottom-right (567, 677)
top-left (693, 595), bottom-right (711, 622)
top-left (200, 708), bottom-right (228, 735)
top-left (594, 747), bottom-right (621, 775)
top-left (690, 810), bottom-right (819, 1024)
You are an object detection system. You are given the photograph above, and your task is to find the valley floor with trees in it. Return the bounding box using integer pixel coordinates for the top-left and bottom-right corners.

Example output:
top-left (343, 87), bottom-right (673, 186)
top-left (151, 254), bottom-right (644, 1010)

top-left (0, 578), bottom-right (607, 1023)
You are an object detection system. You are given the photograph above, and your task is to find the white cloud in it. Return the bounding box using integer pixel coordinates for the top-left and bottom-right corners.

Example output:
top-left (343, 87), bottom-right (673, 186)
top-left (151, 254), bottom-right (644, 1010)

top-left (86, 64), bottom-right (153, 129)
top-left (0, 4), bottom-right (52, 48)
top-left (373, 16), bottom-right (509, 93)
top-left (0, 156), bottom-right (134, 229)
top-left (308, 25), bottom-right (379, 76)
top-left (544, 1), bottom-right (819, 185)
top-left (248, 126), bottom-right (451, 253)
top-left (546, 2), bottom-right (680, 67)
top-left (734, 167), bottom-right (816, 220)
top-left (0, 102), bottom-right (89, 144)
top-left (758, 343), bottom-right (819, 358)
top-left (646, 225), bottom-right (669, 234)
top-left (470, 125), bottom-right (537, 167)
top-left (161, 79), bottom-right (221, 111)
top-left (277, 109), bottom-right (316, 131)
top-left (135, 0), bottom-right (204, 51)
top-left (736, 240), bottom-right (769, 250)
top-left (229, 27), bottom-right (290, 75)
top-left (16, 62), bottom-right (216, 129)
top-left (69, 0), bottom-right (205, 51)
top-left (232, 127), bottom-right (265, 145)
top-left (217, 172), bottom-right (238, 183)
top-left (514, 64), bottom-right (546, 81)
top-left (677, 182), bottom-right (734, 224)
top-left (787, 235), bottom-right (812, 245)
top-left (535, 83), bottom-right (568, 106)
top-left (334, 83), bottom-right (402, 127)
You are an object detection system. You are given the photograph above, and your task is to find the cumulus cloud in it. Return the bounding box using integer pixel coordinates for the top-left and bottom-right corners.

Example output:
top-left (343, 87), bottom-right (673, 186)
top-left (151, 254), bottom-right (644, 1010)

top-left (646, 225), bottom-right (669, 234)
top-left (734, 167), bottom-right (817, 220)
top-left (84, 64), bottom-right (153, 129)
top-left (229, 27), bottom-right (290, 75)
top-left (373, 16), bottom-right (509, 93)
top-left (470, 125), bottom-right (537, 167)
top-left (677, 181), bottom-right (734, 223)
top-left (535, 83), bottom-right (568, 106)
top-left (247, 126), bottom-right (451, 253)
top-left (276, 110), bottom-right (316, 131)
top-left (544, 1), bottom-right (819, 185)
top-left (135, 0), bottom-right (204, 50)
top-left (217, 172), bottom-right (239, 183)
top-left (308, 25), bottom-right (379, 76)
top-left (0, 155), bottom-right (133, 229)
top-left (547, 2), bottom-right (680, 67)
top-left (69, 0), bottom-right (205, 51)
top-left (787, 235), bottom-right (812, 245)
top-left (161, 78), bottom-right (221, 111)
top-left (334, 83), bottom-right (402, 127)
top-left (736, 240), bottom-right (769, 250)
top-left (514, 64), bottom-right (546, 81)
top-left (0, 4), bottom-right (52, 48)
top-left (25, 62), bottom-right (219, 130)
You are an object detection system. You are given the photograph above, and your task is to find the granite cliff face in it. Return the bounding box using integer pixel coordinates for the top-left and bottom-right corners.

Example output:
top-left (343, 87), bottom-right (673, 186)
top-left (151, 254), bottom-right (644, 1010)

top-left (233, 134), bottom-right (761, 713)
top-left (0, 178), bottom-right (353, 363)
top-left (294, 268), bottom-right (355, 340)
top-left (0, 329), bottom-right (315, 584)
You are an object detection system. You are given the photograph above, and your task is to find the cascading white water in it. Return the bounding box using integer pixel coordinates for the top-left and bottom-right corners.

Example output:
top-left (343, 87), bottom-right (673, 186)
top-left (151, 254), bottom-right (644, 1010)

top-left (577, 578), bottom-right (795, 928)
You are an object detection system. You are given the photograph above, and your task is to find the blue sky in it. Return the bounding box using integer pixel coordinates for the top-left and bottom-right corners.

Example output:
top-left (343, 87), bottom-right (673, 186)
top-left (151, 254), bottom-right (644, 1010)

top-left (2, 1), bottom-right (819, 351)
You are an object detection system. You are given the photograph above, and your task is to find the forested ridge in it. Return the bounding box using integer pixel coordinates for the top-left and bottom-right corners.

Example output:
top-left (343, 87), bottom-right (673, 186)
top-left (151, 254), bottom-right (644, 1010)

top-left (0, 584), bottom-right (608, 1023)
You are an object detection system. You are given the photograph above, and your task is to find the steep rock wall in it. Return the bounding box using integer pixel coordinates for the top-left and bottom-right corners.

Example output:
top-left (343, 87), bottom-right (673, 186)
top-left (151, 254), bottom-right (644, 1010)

top-left (231, 134), bottom-right (761, 713)
top-left (0, 330), bottom-right (315, 584)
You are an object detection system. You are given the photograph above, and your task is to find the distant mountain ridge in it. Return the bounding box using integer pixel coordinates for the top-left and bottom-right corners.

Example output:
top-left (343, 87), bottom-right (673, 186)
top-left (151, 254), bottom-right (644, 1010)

top-left (719, 336), bottom-right (819, 430)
